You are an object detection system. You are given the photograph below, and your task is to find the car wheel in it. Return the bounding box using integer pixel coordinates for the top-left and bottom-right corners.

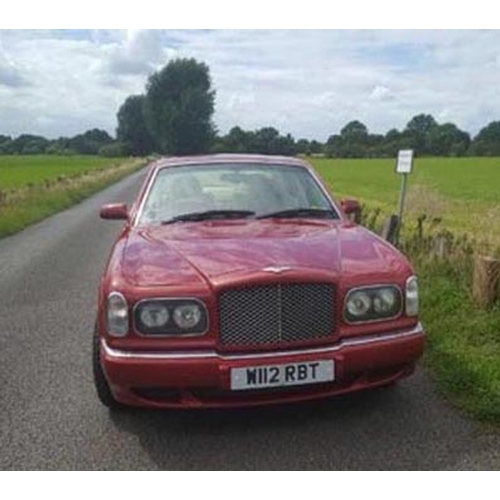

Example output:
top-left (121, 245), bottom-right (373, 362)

top-left (92, 328), bottom-right (123, 411)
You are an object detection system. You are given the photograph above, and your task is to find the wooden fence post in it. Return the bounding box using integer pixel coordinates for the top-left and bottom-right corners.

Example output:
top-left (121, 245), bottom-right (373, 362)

top-left (381, 215), bottom-right (399, 245)
top-left (473, 255), bottom-right (500, 309)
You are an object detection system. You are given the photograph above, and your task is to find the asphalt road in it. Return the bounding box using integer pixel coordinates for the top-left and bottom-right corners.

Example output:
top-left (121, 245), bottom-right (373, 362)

top-left (1, 168), bottom-right (500, 470)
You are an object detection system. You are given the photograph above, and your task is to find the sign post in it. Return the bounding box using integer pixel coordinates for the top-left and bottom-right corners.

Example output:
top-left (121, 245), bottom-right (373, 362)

top-left (395, 149), bottom-right (414, 245)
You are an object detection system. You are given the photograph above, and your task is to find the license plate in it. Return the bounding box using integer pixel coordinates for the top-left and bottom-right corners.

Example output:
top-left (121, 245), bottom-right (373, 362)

top-left (230, 360), bottom-right (334, 391)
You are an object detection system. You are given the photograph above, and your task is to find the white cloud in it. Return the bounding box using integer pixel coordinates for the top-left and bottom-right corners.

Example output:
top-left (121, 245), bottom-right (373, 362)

top-left (0, 29), bottom-right (500, 140)
top-left (107, 30), bottom-right (170, 76)
top-left (0, 64), bottom-right (29, 88)
top-left (0, 41), bottom-right (30, 88)
top-left (370, 85), bottom-right (394, 102)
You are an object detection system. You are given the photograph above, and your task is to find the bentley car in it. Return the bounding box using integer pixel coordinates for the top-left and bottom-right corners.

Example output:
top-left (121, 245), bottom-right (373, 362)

top-left (93, 154), bottom-right (425, 409)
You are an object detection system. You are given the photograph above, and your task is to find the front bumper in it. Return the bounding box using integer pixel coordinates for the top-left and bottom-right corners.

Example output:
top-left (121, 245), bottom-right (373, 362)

top-left (101, 323), bottom-right (425, 408)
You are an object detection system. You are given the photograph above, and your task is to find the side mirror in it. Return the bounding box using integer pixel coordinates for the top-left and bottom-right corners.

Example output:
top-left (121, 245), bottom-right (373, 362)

top-left (341, 198), bottom-right (361, 223)
top-left (100, 203), bottom-right (128, 220)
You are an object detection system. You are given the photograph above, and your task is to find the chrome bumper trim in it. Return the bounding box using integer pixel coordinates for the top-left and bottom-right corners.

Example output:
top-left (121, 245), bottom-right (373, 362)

top-left (101, 322), bottom-right (424, 361)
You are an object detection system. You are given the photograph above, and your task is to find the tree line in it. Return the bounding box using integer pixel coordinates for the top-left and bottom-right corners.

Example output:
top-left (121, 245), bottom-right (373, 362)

top-left (0, 129), bottom-right (119, 157)
top-left (211, 117), bottom-right (500, 158)
top-left (2, 57), bottom-right (500, 158)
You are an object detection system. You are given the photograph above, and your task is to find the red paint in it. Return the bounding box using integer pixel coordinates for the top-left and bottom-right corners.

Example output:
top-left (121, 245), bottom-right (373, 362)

top-left (96, 154), bottom-right (425, 409)
top-left (100, 203), bottom-right (128, 220)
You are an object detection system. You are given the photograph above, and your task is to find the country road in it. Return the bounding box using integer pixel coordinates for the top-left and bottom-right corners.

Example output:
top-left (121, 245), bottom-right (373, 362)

top-left (1, 167), bottom-right (499, 470)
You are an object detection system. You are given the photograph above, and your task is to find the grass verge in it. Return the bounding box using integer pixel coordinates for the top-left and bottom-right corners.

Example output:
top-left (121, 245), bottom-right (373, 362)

top-left (391, 214), bottom-right (500, 423)
top-left (416, 256), bottom-right (500, 423)
top-left (0, 157), bottom-right (146, 239)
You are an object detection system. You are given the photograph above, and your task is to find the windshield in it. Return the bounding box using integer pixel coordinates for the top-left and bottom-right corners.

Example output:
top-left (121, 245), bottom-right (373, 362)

top-left (138, 163), bottom-right (338, 225)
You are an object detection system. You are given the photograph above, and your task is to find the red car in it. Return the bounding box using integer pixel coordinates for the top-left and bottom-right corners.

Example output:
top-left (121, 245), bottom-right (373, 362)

top-left (93, 154), bottom-right (425, 410)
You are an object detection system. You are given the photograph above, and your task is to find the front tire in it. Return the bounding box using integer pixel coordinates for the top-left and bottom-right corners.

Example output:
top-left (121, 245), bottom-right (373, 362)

top-left (92, 329), bottom-right (123, 411)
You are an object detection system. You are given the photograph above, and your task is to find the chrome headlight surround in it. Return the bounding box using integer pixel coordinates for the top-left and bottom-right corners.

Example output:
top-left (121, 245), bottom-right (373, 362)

top-left (133, 298), bottom-right (208, 336)
top-left (344, 285), bottom-right (402, 323)
top-left (107, 291), bottom-right (129, 337)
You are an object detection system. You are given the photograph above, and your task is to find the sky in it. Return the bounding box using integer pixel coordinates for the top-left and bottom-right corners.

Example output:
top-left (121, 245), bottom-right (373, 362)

top-left (1, 29), bottom-right (500, 141)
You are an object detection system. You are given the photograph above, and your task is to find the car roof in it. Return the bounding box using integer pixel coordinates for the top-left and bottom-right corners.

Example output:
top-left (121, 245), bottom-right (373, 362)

top-left (150, 154), bottom-right (312, 171)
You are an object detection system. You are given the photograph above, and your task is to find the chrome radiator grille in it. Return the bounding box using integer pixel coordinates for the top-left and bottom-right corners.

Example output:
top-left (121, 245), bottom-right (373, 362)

top-left (219, 283), bottom-right (335, 347)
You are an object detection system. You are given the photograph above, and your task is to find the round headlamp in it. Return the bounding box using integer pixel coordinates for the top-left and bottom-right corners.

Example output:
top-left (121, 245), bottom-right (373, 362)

top-left (373, 288), bottom-right (398, 314)
top-left (346, 291), bottom-right (372, 319)
top-left (173, 304), bottom-right (202, 329)
top-left (139, 303), bottom-right (170, 328)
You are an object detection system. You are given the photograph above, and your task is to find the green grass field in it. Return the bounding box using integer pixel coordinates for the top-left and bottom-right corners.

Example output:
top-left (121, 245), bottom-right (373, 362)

top-left (311, 157), bottom-right (500, 247)
top-left (0, 155), bottom-right (145, 238)
top-left (0, 155), bottom-right (128, 189)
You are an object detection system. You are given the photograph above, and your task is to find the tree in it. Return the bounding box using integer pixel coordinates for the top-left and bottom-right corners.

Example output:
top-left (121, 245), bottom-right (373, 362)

top-left (117, 95), bottom-right (155, 156)
top-left (335, 120), bottom-right (370, 157)
top-left (309, 140), bottom-right (323, 155)
top-left (428, 123), bottom-right (470, 156)
top-left (385, 128), bottom-right (400, 142)
top-left (405, 114), bottom-right (437, 134)
top-left (340, 120), bottom-right (368, 140)
top-left (254, 127), bottom-right (280, 154)
top-left (144, 58), bottom-right (216, 155)
top-left (213, 126), bottom-right (297, 156)
top-left (0, 135), bottom-right (13, 154)
top-left (378, 128), bottom-right (402, 157)
top-left (68, 129), bottom-right (114, 154)
top-left (10, 135), bottom-right (49, 155)
top-left (295, 138), bottom-right (311, 155)
top-left (325, 134), bottom-right (342, 158)
top-left (276, 133), bottom-right (296, 156)
top-left (470, 121), bottom-right (500, 156)
top-left (225, 126), bottom-right (249, 152)
top-left (404, 114), bottom-right (438, 155)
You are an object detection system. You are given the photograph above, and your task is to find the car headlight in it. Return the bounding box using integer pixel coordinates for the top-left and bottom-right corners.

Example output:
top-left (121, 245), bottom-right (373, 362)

top-left (134, 299), bottom-right (208, 335)
top-left (107, 292), bottom-right (129, 337)
top-left (346, 290), bottom-right (371, 318)
top-left (139, 303), bottom-right (170, 328)
top-left (173, 304), bottom-right (202, 329)
top-left (405, 276), bottom-right (419, 316)
top-left (344, 286), bottom-right (402, 323)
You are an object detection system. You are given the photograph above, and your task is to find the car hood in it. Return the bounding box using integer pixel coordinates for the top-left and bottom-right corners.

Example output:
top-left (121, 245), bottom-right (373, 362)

top-left (120, 220), bottom-right (409, 287)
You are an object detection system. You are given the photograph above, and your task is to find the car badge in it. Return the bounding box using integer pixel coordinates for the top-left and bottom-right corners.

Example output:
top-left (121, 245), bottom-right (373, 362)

top-left (263, 266), bottom-right (292, 274)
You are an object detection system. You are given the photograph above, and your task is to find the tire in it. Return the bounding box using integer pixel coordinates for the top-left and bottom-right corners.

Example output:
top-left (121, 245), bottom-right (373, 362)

top-left (92, 328), bottom-right (123, 411)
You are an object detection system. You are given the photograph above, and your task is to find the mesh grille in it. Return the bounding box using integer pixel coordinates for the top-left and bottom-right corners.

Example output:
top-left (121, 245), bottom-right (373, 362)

top-left (219, 283), bottom-right (335, 347)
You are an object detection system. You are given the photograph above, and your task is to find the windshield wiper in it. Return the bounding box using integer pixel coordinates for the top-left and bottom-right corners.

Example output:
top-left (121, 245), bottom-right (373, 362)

top-left (162, 210), bottom-right (256, 224)
top-left (256, 208), bottom-right (337, 220)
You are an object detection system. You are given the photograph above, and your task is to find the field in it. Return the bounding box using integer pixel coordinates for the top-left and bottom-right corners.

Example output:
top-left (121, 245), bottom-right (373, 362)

top-left (311, 157), bottom-right (500, 248)
top-left (311, 156), bottom-right (500, 422)
top-left (0, 155), bottom-right (146, 238)
top-left (0, 155), bottom-right (131, 189)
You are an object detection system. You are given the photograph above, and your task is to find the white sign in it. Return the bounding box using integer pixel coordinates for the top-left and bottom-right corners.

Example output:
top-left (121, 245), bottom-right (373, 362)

top-left (396, 149), bottom-right (414, 174)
